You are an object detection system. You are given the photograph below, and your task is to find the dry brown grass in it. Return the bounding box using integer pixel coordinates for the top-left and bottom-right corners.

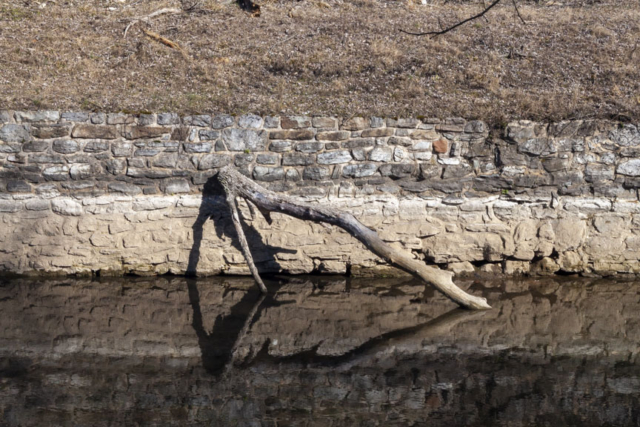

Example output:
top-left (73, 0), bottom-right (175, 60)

top-left (0, 0), bottom-right (639, 126)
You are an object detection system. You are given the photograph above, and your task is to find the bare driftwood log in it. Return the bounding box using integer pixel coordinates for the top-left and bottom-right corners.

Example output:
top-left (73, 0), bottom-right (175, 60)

top-left (217, 166), bottom-right (491, 310)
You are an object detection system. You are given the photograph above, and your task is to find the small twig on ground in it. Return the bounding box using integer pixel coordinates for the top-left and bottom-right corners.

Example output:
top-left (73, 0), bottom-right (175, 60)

top-left (142, 29), bottom-right (190, 59)
top-left (124, 7), bottom-right (182, 37)
top-left (142, 28), bottom-right (181, 49)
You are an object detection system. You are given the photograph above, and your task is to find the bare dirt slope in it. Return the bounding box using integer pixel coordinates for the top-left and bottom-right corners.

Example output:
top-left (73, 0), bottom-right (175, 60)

top-left (0, 0), bottom-right (639, 126)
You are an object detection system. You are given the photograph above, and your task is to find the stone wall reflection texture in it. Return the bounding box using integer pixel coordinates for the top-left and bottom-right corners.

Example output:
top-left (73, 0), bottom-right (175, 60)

top-left (1, 276), bottom-right (639, 426)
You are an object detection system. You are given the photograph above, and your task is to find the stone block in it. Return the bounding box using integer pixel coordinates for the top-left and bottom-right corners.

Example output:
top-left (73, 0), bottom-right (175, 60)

top-left (211, 114), bottom-right (235, 129)
top-left (14, 111), bottom-right (60, 123)
top-left (32, 124), bottom-right (71, 139)
top-left (72, 125), bottom-right (117, 139)
top-left (268, 130), bottom-right (314, 141)
top-left (264, 116), bottom-right (280, 128)
top-left (105, 159), bottom-right (126, 175)
top-left (503, 260), bottom-right (530, 275)
top-left (52, 139), bottom-right (80, 154)
top-left (157, 112), bottom-right (180, 125)
top-left (106, 113), bottom-right (135, 125)
top-left (223, 129), bottom-right (267, 151)
top-left (25, 199), bottom-right (50, 211)
top-left (341, 117), bottom-right (367, 131)
top-left (617, 159), bottom-right (640, 176)
top-left (0, 110), bottom-right (12, 123)
top-left (285, 168), bottom-right (301, 181)
top-left (123, 126), bottom-right (171, 140)
top-left (361, 128), bottom-right (394, 138)
top-left (6, 180), bottom-right (31, 192)
top-left (151, 153), bottom-right (179, 168)
top-left (317, 150), bottom-right (352, 164)
top-left (296, 142), bottom-right (324, 153)
top-left (0, 199), bottom-right (22, 213)
top-left (316, 131), bottom-right (350, 141)
top-left (51, 199), bottom-right (83, 216)
top-left (134, 148), bottom-right (161, 157)
top-left (447, 261), bottom-right (475, 274)
top-left (43, 165), bottom-right (70, 181)
top-left (370, 117), bottom-right (385, 128)
top-left (234, 153), bottom-right (254, 167)
top-left (198, 130), bottom-right (220, 141)
top-left (555, 219), bottom-right (586, 252)
top-left (0, 124), bottom-right (31, 142)
top-left (183, 115), bottom-right (211, 127)
top-left (23, 141), bottom-right (50, 152)
top-left (69, 164), bottom-right (94, 180)
top-left (256, 153), bottom-right (278, 165)
top-left (380, 164), bottom-right (414, 179)
top-left (84, 141), bottom-right (109, 153)
top-left (0, 143), bottom-right (21, 153)
top-left (137, 114), bottom-right (155, 126)
top-left (253, 166), bottom-right (285, 182)
top-left (283, 153), bottom-right (315, 166)
top-left (269, 140), bottom-right (292, 152)
top-left (303, 166), bottom-right (331, 180)
top-left (184, 142), bottom-right (212, 153)
top-left (369, 147), bottom-right (392, 162)
top-left (343, 163), bottom-right (378, 178)
top-left (343, 138), bottom-right (374, 149)
top-left (313, 117), bottom-right (337, 128)
top-left (108, 182), bottom-right (142, 195)
top-left (281, 116), bottom-right (312, 129)
top-left (197, 154), bottom-right (232, 170)
top-left (161, 179), bottom-right (190, 194)
top-left (388, 136), bottom-right (412, 147)
top-left (585, 163), bottom-right (614, 182)
top-left (90, 113), bottom-right (106, 124)
top-left (237, 114), bottom-right (263, 129)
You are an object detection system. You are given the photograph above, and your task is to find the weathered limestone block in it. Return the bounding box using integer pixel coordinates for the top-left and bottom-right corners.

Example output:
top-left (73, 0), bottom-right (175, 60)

top-left (223, 129), bottom-right (267, 151)
top-left (423, 233), bottom-right (506, 263)
top-left (253, 166), bottom-right (285, 182)
top-left (71, 125), bottom-right (117, 139)
top-left (268, 130), bottom-right (314, 141)
top-left (123, 126), bottom-right (171, 140)
top-left (32, 124), bottom-right (71, 139)
top-left (51, 199), bottom-right (82, 216)
top-left (0, 124), bottom-right (31, 142)
top-left (316, 131), bottom-right (350, 141)
top-left (317, 150), bottom-right (352, 165)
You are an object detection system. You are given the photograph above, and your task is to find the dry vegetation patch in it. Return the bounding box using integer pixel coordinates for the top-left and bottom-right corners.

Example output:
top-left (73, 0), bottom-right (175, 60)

top-left (0, 0), bottom-right (639, 126)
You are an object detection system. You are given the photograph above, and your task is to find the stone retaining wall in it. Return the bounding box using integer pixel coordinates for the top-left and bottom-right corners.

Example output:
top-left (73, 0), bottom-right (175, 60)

top-left (2, 111), bottom-right (640, 276)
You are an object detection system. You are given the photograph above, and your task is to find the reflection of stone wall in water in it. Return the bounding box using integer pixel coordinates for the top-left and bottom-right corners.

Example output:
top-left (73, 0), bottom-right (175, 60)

top-left (2, 112), bottom-right (640, 276)
top-left (1, 276), bottom-right (639, 426)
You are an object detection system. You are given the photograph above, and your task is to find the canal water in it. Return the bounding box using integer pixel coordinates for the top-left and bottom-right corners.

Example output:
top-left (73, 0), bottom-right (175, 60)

top-left (1, 275), bottom-right (639, 426)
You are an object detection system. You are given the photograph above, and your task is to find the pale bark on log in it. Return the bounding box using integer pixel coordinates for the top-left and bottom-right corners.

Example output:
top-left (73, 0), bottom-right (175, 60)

top-left (217, 166), bottom-right (491, 310)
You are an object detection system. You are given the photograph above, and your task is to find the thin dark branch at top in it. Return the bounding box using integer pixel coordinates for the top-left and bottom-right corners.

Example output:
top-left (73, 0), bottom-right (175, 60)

top-left (511, 0), bottom-right (526, 25)
top-left (399, 0), bottom-right (502, 37)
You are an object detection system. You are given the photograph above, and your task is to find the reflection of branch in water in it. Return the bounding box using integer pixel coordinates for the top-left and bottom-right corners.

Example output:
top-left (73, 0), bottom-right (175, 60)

top-left (231, 303), bottom-right (487, 368)
top-left (186, 279), bottom-right (264, 375)
top-left (224, 293), bottom-right (266, 374)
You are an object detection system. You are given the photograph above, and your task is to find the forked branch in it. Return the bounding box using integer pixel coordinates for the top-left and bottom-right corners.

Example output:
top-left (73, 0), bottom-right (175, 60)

top-left (217, 166), bottom-right (491, 310)
top-left (400, 0), bottom-right (525, 38)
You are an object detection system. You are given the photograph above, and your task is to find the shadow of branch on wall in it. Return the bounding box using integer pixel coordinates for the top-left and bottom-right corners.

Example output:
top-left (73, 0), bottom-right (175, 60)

top-left (186, 174), bottom-right (295, 278)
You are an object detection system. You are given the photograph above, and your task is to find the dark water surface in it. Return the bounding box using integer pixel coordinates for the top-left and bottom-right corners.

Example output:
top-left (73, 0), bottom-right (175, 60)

top-left (1, 275), bottom-right (640, 426)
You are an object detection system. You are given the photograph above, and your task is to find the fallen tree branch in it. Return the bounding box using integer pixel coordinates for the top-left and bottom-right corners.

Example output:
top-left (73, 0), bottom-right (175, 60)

top-left (217, 166), bottom-right (491, 310)
top-left (124, 7), bottom-right (182, 38)
top-left (399, 0), bottom-right (502, 37)
top-left (225, 189), bottom-right (268, 293)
